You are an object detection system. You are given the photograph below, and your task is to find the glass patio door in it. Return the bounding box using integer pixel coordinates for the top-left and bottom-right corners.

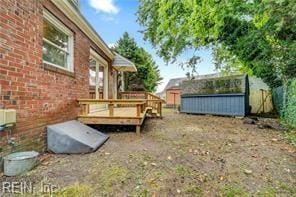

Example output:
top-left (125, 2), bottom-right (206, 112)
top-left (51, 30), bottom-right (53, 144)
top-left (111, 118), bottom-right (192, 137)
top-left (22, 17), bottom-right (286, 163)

top-left (96, 65), bottom-right (105, 99)
top-left (89, 52), bottom-right (108, 112)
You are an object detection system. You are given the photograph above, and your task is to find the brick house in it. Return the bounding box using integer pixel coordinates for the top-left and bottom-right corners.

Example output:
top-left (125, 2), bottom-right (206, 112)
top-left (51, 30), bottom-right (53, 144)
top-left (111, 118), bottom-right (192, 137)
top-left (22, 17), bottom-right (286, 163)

top-left (0, 0), bottom-right (136, 160)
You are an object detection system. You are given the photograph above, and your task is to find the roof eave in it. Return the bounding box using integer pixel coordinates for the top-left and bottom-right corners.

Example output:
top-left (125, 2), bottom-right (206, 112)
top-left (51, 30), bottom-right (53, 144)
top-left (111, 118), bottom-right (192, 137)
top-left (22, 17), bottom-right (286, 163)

top-left (113, 66), bottom-right (137, 72)
top-left (51, 0), bottom-right (114, 59)
top-left (112, 52), bottom-right (137, 72)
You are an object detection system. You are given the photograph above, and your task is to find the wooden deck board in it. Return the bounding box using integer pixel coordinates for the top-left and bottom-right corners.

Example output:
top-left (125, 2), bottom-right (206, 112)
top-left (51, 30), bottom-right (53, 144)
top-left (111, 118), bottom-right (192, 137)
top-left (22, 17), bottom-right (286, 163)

top-left (77, 107), bottom-right (146, 126)
top-left (87, 107), bottom-right (145, 118)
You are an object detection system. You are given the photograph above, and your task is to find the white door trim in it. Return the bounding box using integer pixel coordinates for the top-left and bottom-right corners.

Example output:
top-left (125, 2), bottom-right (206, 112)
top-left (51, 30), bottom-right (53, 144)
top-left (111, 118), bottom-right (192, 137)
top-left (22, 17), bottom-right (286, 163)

top-left (90, 49), bottom-right (108, 99)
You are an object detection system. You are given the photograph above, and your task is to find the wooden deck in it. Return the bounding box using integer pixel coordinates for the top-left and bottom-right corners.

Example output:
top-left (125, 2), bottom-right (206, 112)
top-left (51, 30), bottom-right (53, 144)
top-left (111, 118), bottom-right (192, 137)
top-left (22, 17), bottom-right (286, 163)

top-left (78, 107), bottom-right (148, 126)
top-left (77, 92), bottom-right (165, 134)
top-left (88, 107), bottom-right (145, 117)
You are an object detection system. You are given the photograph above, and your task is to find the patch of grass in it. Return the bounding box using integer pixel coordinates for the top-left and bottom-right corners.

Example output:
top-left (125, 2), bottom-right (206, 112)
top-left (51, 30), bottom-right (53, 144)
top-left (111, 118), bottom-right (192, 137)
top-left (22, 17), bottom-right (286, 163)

top-left (284, 130), bottom-right (296, 147)
top-left (142, 153), bottom-right (154, 162)
top-left (154, 171), bottom-right (162, 178)
top-left (256, 186), bottom-right (276, 197)
top-left (129, 153), bottom-right (160, 188)
top-left (133, 153), bottom-right (156, 170)
top-left (137, 188), bottom-right (149, 197)
top-left (175, 165), bottom-right (193, 176)
top-left (173, 138), bottom-right (189, 147)
top-left (220, 185), bottom-right (248, 197)
top-left (55, 183), bottom-right (91, 197)
top-left (94, 165), bottom-right (127, 193)
top-left (183, 185), bottom-right (203, 195)
top-left (278, 182), bottom-right (296, 194)
top-left (144, 170), bottom-right (163, 189)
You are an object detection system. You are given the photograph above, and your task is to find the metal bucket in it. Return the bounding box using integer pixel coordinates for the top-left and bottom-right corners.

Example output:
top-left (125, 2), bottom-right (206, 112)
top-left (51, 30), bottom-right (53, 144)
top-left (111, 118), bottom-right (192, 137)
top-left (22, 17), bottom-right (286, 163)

top-left (4, 151), bottom-right (39, 176)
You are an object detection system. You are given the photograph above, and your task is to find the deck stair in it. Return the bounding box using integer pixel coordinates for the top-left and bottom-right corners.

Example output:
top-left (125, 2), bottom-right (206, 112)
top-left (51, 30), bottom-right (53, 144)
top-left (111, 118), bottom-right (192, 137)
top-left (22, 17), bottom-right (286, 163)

top-left (146, 109), bottom-right (160, 118)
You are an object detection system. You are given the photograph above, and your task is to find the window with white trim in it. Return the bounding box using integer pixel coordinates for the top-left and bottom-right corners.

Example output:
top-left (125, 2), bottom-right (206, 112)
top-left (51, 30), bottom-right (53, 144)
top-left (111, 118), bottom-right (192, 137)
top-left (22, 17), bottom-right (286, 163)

top-left (42, 10), bottom-right (74, 72)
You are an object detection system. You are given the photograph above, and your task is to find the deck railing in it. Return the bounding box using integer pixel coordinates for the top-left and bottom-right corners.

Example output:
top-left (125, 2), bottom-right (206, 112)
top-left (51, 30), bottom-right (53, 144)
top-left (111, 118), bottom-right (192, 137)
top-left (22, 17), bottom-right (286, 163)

top-left (119, 91), bottom-right (164, 117)
top-left (89, 89), bottom-right (103, 99)
top-left (89, 89), bottom-right (95, 99)
top-left (81, 91), bottom-right (164, 118)
top-left (118, 91), bottom-right (147, 99)
top-left (78, 99), bottom-right (147, 117)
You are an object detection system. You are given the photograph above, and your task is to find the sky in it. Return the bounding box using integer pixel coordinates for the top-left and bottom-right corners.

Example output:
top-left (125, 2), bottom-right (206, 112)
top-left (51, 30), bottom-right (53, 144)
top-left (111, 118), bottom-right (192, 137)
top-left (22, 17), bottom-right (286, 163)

top-left (80, 0), bottom-right (216, 92)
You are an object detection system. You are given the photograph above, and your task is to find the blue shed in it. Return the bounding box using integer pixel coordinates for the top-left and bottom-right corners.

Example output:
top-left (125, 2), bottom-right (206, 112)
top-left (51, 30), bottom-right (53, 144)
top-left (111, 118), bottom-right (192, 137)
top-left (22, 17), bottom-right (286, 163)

top-left (180, 74), bottom-right (249, 116)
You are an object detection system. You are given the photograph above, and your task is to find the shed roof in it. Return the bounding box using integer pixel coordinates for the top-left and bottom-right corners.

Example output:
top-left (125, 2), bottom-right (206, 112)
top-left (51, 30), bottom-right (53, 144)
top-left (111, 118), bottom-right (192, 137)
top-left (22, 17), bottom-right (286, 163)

top-left (163, 77), bottom-right (186, 91)
top-left (159, 73), bottom-right (221, 94)
top-left (166, 85), bottom-right (181, 91)
top-left (181, 74), bottom-right (248, 95)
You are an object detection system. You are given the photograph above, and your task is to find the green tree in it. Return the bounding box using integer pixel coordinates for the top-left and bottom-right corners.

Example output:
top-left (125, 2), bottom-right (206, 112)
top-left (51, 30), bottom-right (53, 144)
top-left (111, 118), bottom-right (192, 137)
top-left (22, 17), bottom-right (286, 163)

top-left (137, 0), bottom-right (296, 89)
top-left (113, 32), bottom-right (162, 92)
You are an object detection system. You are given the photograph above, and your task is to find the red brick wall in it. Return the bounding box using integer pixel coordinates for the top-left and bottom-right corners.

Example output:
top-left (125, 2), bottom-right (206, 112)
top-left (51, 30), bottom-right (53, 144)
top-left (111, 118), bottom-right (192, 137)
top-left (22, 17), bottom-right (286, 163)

top-left (166, 89), bottom-right (181, 105)
top-left (0, 0), bottom-right (112, 157)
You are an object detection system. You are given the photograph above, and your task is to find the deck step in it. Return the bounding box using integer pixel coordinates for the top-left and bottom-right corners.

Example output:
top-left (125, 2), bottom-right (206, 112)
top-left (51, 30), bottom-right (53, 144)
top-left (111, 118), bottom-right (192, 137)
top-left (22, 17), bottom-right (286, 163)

top-left (152, 109), bottom-right (158, 114)
top-left (145, 107), bottom-right (161, 118)
top-left (147, 113), bottom-right (161, 118)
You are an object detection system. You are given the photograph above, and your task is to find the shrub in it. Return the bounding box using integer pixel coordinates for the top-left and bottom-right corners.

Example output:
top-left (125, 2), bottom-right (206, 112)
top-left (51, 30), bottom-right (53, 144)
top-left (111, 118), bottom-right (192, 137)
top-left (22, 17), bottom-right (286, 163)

top-left (282, 80), bottom-right (296, 128)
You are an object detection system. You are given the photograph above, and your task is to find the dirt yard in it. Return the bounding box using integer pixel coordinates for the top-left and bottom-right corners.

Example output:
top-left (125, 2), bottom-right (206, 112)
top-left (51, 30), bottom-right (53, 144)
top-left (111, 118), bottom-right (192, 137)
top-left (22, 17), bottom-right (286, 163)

top-left (1, 109), bottom-right (295, 196)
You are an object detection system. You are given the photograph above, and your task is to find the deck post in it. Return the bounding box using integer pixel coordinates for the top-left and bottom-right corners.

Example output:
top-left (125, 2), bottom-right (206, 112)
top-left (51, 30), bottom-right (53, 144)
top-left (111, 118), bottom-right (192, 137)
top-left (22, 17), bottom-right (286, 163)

top-left (82, 104), bottom-right (89, 115)
top-left (86, 104), bottom-right (90, 114)
top-left (136, 125), bottom-right (141, 135)
top-left (109, 103), bottom-right (114, 116)
top-left (136, 104), bottom-right (141, 117)
top-left (160, 102), bottom-right (162, 118)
